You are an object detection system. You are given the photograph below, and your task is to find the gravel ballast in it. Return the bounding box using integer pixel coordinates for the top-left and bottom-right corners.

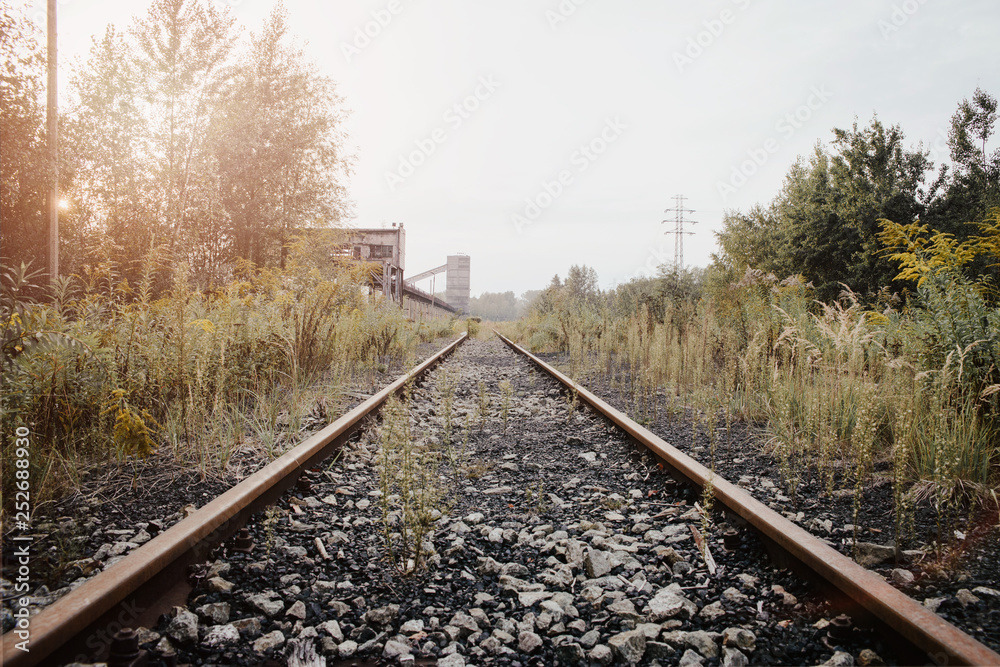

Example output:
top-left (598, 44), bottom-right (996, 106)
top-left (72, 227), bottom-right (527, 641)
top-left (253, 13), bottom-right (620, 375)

top-left (138, 338), bottom-right (900, 666)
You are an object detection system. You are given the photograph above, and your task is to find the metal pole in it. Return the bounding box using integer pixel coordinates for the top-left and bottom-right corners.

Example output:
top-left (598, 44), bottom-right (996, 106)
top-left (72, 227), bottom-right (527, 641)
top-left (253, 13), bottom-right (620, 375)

top-left (46, 0), bottom-right (58, 285)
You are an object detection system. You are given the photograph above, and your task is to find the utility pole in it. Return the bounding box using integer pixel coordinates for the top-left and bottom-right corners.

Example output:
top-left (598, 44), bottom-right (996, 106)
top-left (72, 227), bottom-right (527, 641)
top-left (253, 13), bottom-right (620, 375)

top-left (46, 0), bottom-right (59, 285)
top-left (661, 194), bottom-right (697, 270)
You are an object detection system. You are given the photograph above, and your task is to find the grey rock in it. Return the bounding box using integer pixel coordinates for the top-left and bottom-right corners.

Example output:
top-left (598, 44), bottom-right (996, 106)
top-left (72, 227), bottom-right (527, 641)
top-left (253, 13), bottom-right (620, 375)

top-left (365, 604), bottom-right (400, 626)
top-left (673, 560), bottom-right (694, 576)
top-left (580, 629), bottom-right (601, 649)
top-left (608, 629), bottom-right (646, 664)
top-left (206, 576), bottom-right (234, 593)
top-left (552, 635), bottom-right (585, 662)
top-left (647, 586), bottom-right (690, 621)
top-left (956, 589), bottom-right (980, 607)
top-left (196, 602), bottom-right (230, 625)
top-left (679, 648), bottom-right (705, 667)
top-left (658, 546), bottom-right (684, 565)
top-left (607, 598), bottom-right (641, 621)
top-left (647, 641), bottom-right (675, 659)
top-left (320, 619), bottom-right (344, 642)
top-left (167, 607), bottom-right (199, 644)
top-left (437, 654), bottom-right (466, 667)
top-left (858, 648), bottom-right (886, 666)
top-left (247, 593), bottom-right (284, 617)
top-left (923, 597), bottom-right (947, 612)
top-left (722, 627), bottom-right (756, 652)
top-left (664, 630), bottom-right (720, 659)
top-left (337, 639), bottom-right (359, 658)
top-left (721, 587), bottom-right (748, 604)
top-left (518, 630), bottom-right (543, 653)
top-left (492, 629), bottom-right (515, 645)
top-left (328, 600), bottom-right (350, 616)
top-left (699, 601), bottom-right (727, 621)
top-left (448, 612), bottom-right (480, 638)
top-left (382, 639), bottom-right (411, 659)
top-left (479, 636), bottom-right (503, 654)
top-left (821, 651), bottom-right (856, 666)
top-left (635, 623), bottom-right (662, 639)
top-left (723, 646), bottom-right (749, 667)
top-left (286, 600), bottom-right (307, 620)
top-left (400, 619), bottom-right (424, 634)
top-left (253, 630), bottom-right (286, 653)
top-left (973, 586), bottom-right (1000, 599)
top-left (890, 568), bottom-right (915, 585)
top-left (155, 636), bottom-right (176, 656)
top-left (519, 590), bottom-right (554, 607)
top-left (585, 549), bottom-right (612, 578)
top-left (852, 542), bottom-right (897, 568)
top-left (202, 623), bottom-right (240, 647)
top-left (590, 644), bottom-right (614, 665)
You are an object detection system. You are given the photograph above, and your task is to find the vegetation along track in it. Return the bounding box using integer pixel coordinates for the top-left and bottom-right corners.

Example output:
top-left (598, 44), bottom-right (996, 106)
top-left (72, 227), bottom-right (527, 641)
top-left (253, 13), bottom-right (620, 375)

top-left (5, 334), bottom-right (999, 666)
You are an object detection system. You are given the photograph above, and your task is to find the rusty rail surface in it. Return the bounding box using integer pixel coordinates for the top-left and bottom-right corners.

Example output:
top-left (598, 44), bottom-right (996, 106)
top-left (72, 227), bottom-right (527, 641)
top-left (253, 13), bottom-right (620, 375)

top-left (2, 333), bottom-right (468, 667)
top-left (496, 331), bottom-right (1000, 667)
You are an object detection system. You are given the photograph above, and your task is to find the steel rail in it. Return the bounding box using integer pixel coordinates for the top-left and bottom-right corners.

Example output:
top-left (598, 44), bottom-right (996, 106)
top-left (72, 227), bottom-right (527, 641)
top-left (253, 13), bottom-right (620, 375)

top-left (496, 331), bottom-right (1000, 667)
top-left (2, 333), bottom-right (468, 667)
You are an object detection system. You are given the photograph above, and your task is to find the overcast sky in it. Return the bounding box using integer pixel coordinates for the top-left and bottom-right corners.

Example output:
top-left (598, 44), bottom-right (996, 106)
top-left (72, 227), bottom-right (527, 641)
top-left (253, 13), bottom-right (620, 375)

top-left (29, 0), bottom-right (1000, 297)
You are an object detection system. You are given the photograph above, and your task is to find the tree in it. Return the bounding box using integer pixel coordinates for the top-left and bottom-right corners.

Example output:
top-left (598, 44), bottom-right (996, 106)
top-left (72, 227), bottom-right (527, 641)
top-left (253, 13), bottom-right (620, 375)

top-left (714, 117), bottom-right (933, 302)
top-left (713, 203), bottom-right (783, 276)
top-left (1, 3), bottom-right (48, 271)
top-left (949, 87), bottom-right (999, 182)
top-left (63, 26), bottom-right (156, 281)
top-left (211, 3), bottom-right (350, 269)
top-left (131, 0), bottom-right (239, 274)
top-left (827, 116), bottom-right (931, 295)
top-left (468, 291), bottom-right (517, 321)
top-left (564, 264), bottom-right (600, 305)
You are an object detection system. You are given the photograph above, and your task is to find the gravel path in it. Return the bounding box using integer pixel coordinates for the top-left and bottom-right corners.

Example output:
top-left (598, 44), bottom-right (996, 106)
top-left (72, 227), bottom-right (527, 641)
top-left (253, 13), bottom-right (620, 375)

top-left (138, 339), bottom-right (897, 666)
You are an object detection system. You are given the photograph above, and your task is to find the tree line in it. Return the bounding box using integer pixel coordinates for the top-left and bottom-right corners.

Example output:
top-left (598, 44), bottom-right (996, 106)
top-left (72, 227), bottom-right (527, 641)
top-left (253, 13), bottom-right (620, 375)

top-left (1, 0), bottom-right (351, 290)
top-left (714, 89), bottom-right (999, 303)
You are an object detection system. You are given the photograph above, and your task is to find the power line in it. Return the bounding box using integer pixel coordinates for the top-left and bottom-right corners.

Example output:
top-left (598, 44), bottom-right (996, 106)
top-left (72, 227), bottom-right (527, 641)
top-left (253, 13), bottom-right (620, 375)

top-left (661, 194), bottom-right (697, 270)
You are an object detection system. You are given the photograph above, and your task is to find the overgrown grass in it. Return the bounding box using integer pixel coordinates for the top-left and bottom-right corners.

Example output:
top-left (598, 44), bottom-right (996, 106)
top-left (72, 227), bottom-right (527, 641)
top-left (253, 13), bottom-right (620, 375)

top-left (0, 243), bottom-right (457, 519)
top-left (510, 259), bottom-right (999, 551)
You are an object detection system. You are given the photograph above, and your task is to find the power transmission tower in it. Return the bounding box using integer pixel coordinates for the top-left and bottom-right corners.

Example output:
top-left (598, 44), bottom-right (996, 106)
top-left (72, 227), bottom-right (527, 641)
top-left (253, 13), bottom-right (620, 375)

top-left (661, 194), bottom-right (697, 270)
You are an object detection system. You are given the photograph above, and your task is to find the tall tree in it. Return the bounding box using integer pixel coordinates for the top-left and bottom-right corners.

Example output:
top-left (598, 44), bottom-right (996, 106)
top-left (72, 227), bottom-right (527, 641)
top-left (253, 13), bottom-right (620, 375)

top-left (1, 3), bottom-right (48, 270)
top-left (715, 118), bottom-right (932, 302)
top-left (925, 88), bottom-right (1000, 249)
top-left (64, 26), bottom-right (156, 280)
top-left (211, 3), bottom-right (350, 269)
top-left (131, 0), bottom-right (238, 273)
top-left (827, 116), bottom-right (931, 295)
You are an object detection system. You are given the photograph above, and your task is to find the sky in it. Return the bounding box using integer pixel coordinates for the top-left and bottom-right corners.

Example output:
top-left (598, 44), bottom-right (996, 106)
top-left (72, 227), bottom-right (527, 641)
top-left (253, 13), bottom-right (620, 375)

top-left (26, 0), bottom-right (1000, 297)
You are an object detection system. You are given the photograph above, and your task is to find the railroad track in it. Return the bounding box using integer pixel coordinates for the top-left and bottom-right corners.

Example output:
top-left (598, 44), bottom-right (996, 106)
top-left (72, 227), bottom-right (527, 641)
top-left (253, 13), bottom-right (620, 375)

top-left (1, 334), bottom-right (467, 667)
top-left (3, 332), bottom-right (998, 666)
